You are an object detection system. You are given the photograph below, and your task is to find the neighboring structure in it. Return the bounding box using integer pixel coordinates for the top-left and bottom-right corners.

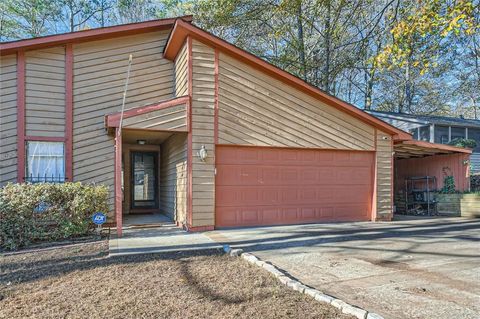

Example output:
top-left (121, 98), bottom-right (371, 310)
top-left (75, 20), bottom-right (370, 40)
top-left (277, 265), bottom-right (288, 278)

top-left (0, 17), bottom-right (471, 235)
top-left (368, 110), bottom-right (480, 172)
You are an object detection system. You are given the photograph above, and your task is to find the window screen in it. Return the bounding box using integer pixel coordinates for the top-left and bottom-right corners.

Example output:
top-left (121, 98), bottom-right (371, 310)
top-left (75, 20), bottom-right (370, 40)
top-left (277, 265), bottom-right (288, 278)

top-left (410, 128), bottom-right (419, 139)
top-left (419, 126), bottom-right (430, 141)
top-left (451, 127), bottom-right (466, 140)
top-left (26, 141), bottom-right (65, 183)
top-left (468, 128), bottom-right (480, 152)
top-left (434, 126), bottom-right (449, 144)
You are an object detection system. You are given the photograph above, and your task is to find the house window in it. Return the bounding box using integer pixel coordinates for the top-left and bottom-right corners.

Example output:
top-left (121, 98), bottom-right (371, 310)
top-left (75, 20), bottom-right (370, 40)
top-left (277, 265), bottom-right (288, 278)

top-left (434, 126), bottom-right (449, 144)
top-left (419, 126), bottom-right (430, 141)
top-left (26, 141), bottom-right (65, 183)
top-left (451, 127), bottom-right (465, 140)
top-left (468, 128), bottom-right (480, 152)
top-left (409, 128), bottom-right (419, 139)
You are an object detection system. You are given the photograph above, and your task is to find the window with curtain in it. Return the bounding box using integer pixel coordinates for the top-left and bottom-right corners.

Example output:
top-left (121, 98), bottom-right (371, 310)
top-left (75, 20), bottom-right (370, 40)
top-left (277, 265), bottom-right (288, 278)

top-left (26, 141), bottom-right (65, 183)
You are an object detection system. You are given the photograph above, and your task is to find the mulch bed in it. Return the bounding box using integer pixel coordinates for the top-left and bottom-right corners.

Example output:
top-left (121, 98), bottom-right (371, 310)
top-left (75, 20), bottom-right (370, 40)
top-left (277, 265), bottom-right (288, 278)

top-left (0, 240), bottom-right (352, 319)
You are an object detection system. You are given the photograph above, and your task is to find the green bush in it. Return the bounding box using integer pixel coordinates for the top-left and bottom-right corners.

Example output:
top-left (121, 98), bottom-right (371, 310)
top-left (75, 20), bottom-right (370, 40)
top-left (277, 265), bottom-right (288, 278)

top-left (0, 182), bottom-right (109, 250)
top-left (448, 138), bottom-right (477, 149)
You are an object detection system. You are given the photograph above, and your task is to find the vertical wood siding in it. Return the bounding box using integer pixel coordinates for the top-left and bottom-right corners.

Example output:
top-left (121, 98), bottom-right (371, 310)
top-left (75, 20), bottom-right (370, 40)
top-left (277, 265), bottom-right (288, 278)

top-left (160, 133), bottom-right (187, 222)
top-left (0, 55), bottom-right (18, 186)
top-left (72, 31), bottom-right (174, 208)
top-left (218, 53), bottom-right (375, 150)
top-left (376, 131), bottom-right (393, 216)
top-left (25, 47), bottom-right (66, 137)
top-left (174, 42), bottom-right (188, 97)
top-left (395, 153), bottom-right (470, 193)
top-left (191, 40), bottom-right (216, 227)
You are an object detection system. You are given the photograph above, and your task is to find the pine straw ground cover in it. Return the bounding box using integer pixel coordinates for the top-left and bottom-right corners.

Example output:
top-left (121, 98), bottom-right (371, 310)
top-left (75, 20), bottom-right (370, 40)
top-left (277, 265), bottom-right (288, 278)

top-left (0, 240), bottom-right (352, 319)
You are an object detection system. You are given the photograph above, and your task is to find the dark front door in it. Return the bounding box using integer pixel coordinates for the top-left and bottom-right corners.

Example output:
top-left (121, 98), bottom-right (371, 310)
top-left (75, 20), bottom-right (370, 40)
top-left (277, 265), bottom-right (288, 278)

top-left (131, 151), bottom-right (157, 209)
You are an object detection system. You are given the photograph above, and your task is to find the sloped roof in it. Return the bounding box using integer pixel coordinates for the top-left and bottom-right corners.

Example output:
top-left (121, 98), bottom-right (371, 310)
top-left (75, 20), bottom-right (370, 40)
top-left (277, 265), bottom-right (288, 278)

top-left (0, 16), bottom-right (192, 56)
top-left (163, 19), bottom-right (411, 140)
top-left (369, 110), bottom-right (480, 128)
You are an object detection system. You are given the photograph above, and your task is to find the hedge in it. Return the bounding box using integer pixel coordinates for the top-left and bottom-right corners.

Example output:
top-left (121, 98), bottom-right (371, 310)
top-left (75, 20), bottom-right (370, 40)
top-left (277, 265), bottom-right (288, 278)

top-left (0, 182), bottom-right (109, 250)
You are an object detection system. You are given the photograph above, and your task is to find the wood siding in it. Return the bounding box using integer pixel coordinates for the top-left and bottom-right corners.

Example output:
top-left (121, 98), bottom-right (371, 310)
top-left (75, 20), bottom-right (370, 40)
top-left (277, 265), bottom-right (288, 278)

top-left (25, 47), bottom-right (66, 137)
top-left (72, 31), bottom-right (174, 208)
top-left (122, 103), bottom-right (187, 131)
top-left (174, 42), bottom-right (188, 97)
top-left (376, 131), bottom-right (393, 216)
top-left (217, 53), bottom-right (375, 150)
top-left (191, 40), bottom-right (216, 227)
top-left (0, 55), bottom-right (17, 186)
top-left (160, 133), bottom-right (187, 222)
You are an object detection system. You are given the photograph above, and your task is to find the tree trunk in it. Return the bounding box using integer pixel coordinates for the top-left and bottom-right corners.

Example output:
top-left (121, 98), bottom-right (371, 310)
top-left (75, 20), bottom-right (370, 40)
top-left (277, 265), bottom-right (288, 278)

top-left (296, 2), bottom-right (307, 80)
top-left (404, 57), bottom-right (413, 113)
top-left (322, 0), bottom-right (331, 92)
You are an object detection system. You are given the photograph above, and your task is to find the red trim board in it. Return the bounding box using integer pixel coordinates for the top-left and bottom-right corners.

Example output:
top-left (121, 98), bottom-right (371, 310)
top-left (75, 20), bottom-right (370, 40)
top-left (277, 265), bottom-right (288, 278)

top-left (16, 51), bottom-right (26, 183)
top-left (1, 16), bottom-right (193, 56)
top-left (105, 96), bottom-right (190, 128)
top-left (65, 43), bottom-right (73, 181)
top-left (186, 36), bottom-right (194, 228)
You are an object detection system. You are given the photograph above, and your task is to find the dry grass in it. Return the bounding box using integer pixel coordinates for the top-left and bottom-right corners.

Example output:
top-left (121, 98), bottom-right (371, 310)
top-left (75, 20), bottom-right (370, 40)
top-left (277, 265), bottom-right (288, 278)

top-left (0, 241), bottom-right (352, 319)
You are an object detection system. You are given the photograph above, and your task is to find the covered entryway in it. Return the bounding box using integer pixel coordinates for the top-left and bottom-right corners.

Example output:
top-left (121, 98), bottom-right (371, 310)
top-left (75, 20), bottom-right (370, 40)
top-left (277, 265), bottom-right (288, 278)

top-left (215, 146), bottom-right (374, 227)
top-left (105, 96), bottom-right (190, 235)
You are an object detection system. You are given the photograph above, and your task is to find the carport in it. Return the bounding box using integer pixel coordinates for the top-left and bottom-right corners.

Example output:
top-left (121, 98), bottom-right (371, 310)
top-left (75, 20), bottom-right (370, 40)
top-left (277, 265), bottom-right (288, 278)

top-left (393, 140), bottom-right (471, 215)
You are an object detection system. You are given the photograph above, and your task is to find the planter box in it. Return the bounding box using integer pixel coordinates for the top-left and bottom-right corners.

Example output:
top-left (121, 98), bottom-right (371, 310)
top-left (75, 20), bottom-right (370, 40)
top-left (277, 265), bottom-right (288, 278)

top-left (436, 193), bottom-right (480, 218)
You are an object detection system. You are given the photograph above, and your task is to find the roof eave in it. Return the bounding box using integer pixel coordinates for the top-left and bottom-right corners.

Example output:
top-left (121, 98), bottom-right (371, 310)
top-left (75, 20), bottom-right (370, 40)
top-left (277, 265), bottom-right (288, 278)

top-left (164, 20), bottom-right (412, 140)
top-left (0, 16), bottom-right (193, 56)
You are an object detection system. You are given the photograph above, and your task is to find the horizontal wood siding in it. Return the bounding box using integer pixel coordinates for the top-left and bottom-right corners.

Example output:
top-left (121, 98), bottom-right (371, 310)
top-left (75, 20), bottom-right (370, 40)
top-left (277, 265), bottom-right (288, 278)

top-left (0, 55), bottom-right (17, 185)
top-left (218, 53), bottom-right (375, 150)
top-left (160, 133), bottom-right (187, 222)
top-left (122, 103), bottom-right (187, 131)
top-left (470, 153), bottom-right (480, 173)
top-left (174, 42), bottom-right (188, 97)
top-left (25, 47), bottom-right (66, 137)
top-left (376, 131), bottom-right (393, 216)
top-left (191, 40), bottom-right (216, 227)
top-left (72, 31), bottom-right (175, 209)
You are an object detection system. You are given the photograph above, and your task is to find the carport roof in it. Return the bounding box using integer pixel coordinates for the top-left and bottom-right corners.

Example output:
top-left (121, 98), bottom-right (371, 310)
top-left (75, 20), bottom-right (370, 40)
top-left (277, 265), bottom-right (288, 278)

top-left (394, 140), bottom-right (472, 159)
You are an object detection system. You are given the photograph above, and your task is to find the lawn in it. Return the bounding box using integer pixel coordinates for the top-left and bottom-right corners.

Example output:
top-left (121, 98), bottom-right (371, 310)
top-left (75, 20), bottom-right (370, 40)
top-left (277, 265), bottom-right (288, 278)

top-left (0, 240), bottom-right (351, 319)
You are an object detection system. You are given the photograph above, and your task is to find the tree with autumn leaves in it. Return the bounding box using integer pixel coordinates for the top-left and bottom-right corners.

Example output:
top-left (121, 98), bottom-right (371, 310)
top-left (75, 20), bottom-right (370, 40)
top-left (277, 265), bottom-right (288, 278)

top-left (1, 0), bottom-right (478, 117)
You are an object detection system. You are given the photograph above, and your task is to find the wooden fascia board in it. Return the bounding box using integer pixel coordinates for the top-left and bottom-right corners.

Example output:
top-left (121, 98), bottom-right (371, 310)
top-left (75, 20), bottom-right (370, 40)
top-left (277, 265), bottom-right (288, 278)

top-left (395, 140), bottom-right (472, 154)
top-left (164, 19), bottom-right (412, 140)
top-left (105, 96), bottom-right (189, 128)
top-left (0, 16), bottom-right (193, 56)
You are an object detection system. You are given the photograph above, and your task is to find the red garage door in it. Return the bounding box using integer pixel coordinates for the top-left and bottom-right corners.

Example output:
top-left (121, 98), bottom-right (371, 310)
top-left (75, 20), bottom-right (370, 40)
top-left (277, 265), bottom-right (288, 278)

top-left (215, 146), bottom-right (374, 227)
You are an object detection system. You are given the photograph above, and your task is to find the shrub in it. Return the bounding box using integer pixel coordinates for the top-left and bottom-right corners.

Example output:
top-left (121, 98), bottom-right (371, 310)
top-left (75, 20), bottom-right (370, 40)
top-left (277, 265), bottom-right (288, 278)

top-left (0, 182), bottom-right (109, 250)
top-left (448, 138), bottom-right (477, 149)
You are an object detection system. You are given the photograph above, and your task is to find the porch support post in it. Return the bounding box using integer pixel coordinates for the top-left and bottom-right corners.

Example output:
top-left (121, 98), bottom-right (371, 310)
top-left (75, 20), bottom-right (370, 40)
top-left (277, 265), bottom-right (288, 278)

top-left (115, 128), bottom-right (123, 236)
top-left (371, 129), bottom-right (378, 221)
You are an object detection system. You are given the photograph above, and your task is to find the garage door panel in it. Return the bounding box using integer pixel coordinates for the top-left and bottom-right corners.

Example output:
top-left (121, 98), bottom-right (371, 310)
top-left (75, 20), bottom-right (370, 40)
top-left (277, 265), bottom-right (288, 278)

top-left (216, 146), bottom-right (374, 227)
top-left (217, 185), bottom-right (369, 207)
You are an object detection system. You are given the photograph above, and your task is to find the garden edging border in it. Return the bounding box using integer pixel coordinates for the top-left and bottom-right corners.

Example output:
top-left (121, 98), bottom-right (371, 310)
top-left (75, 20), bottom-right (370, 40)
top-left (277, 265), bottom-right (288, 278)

top-left (222, 245), bottom-right (384, 319)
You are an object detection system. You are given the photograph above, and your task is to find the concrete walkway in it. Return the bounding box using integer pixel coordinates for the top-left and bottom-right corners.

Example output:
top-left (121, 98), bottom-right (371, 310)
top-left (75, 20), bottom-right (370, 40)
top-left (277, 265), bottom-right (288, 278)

top-left (205, 217), bottom-right (480, 319)
top-left (109, 222), bottom-right (221, 256)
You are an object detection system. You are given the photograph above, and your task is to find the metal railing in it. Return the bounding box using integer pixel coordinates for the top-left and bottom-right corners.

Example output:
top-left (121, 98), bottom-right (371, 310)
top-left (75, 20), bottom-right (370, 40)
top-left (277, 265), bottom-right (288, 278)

top-left (24, 174), bottom-right (67, 184)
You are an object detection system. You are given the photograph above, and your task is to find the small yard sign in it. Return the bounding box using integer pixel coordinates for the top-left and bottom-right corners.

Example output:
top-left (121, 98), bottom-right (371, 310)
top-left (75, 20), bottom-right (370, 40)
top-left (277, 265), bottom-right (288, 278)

top-left (92, 212), bottom-right (106, 225)
top-left (34, 201), bottom-right (51, 214)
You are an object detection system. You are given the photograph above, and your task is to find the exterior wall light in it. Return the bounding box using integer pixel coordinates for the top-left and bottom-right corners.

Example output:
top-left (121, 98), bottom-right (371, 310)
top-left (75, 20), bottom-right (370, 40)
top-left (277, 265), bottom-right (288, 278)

top-left (137, 139), bottom-right (146, 145)
top-left (197, 145), bottom-right (208, 162)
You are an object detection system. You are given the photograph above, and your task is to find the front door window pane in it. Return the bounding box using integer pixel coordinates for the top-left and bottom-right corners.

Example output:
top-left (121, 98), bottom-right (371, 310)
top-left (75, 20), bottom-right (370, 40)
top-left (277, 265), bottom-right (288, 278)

top-left (132, 152), bottom-right (156, 207)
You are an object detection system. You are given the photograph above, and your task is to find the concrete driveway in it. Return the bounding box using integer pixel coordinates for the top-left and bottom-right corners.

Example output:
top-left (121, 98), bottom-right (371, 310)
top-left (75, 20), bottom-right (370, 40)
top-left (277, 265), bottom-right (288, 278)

top-left (206, 217), bottom-right (480, 319)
